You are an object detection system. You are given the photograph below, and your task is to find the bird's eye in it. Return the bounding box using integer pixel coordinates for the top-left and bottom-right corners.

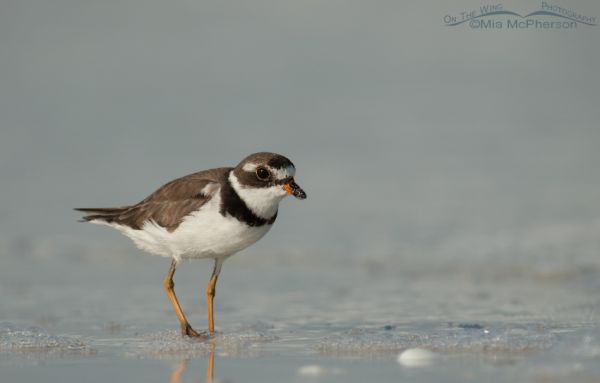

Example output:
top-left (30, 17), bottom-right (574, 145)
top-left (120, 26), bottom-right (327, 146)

top-left (256, 167), bottom-right (271, 181)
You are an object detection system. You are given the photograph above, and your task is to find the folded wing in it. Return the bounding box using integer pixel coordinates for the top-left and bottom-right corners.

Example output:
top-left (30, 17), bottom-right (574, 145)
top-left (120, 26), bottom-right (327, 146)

top-left (76, 168), bottom-right (228, 232)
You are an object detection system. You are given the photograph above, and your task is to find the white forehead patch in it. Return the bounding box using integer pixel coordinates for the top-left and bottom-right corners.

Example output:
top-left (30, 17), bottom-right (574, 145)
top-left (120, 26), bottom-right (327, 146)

top-left (271, 165), bottom-right (295, 180)
top-left (242, 163), bottom-right (296, 180)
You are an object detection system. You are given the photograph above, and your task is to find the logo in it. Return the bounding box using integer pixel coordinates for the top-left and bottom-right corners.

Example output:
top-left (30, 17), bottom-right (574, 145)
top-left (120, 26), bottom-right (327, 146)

top-left (444, 2), bottom-right (597, 30)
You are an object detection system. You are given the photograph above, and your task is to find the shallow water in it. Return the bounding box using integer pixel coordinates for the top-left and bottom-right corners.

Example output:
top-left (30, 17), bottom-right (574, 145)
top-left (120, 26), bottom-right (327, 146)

top-left (1, 237), bottom-right (599, 383)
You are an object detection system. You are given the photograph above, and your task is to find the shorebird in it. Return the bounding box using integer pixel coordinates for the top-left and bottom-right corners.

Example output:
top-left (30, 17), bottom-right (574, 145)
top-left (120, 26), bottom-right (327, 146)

top-left (76, 152), bottom-right (306, 337)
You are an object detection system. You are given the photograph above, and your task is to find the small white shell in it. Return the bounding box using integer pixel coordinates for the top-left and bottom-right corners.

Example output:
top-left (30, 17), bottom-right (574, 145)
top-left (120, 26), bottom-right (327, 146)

top-left (397, 348), bottom-right (436, 367)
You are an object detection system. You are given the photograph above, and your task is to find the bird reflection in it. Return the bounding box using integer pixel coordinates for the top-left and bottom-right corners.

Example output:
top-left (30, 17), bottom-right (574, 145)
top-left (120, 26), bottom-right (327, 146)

top-left (207, 346), bottom-right (215, 383)
top-left (168, 341), bottom-right (216, 383)
top-left (169, 360), bottom-right (188, 383)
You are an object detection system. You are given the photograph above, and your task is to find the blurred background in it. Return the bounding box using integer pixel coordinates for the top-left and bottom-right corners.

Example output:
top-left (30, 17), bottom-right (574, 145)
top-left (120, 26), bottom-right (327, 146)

top-left (1, 0), bottom-right (599, 382)
top-left (1, 0), bottom-right (599, 259)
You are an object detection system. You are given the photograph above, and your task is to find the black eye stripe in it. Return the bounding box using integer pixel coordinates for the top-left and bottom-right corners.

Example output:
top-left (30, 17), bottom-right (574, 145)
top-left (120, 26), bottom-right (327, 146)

top-left (273, 176), bottom-right (293, 185)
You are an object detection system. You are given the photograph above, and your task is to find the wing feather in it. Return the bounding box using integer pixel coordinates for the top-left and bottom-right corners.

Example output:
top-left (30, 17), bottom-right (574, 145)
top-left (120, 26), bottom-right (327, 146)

top-left (76, 168), bottom-right (230, 231)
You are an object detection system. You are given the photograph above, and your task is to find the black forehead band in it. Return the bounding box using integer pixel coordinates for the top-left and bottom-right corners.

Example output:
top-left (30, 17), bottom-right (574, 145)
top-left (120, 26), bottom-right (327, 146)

top-left (267, 156), bottom-right (294, 169)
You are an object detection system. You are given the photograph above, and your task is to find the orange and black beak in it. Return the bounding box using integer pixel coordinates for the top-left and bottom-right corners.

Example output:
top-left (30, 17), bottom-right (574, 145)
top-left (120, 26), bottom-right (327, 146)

top-left (283, 180), bottom-right (306, 200)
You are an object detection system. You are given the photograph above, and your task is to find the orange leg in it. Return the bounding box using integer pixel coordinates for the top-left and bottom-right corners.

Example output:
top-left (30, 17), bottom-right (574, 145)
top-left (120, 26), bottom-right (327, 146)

top-left (206, 260), bottom-right (222, 334)
top-left (163, 260), bottom-right (203, 337)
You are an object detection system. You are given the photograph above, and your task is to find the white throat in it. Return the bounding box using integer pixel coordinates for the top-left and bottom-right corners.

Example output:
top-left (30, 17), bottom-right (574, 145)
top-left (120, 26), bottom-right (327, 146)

top-left (228, 172), bottom-right (287, 219)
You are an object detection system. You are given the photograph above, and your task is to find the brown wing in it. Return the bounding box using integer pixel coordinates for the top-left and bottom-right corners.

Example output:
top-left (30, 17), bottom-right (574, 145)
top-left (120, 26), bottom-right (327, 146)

top-left (76, 167), bottom-right (230, 232)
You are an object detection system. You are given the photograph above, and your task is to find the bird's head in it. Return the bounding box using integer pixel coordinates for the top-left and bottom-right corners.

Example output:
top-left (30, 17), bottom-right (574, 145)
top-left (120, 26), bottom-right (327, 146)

top-left (230, 152), bottom-right (306, 219)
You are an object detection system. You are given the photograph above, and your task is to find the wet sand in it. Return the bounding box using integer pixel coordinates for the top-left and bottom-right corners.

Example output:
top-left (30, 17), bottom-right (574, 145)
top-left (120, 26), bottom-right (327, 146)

top-left (1, 234), bottom-right (599, 383)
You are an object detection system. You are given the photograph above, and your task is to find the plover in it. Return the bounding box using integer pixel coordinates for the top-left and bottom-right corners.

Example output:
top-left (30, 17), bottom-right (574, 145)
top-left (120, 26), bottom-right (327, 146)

top-left (76, 152), bottom-right (306, 337)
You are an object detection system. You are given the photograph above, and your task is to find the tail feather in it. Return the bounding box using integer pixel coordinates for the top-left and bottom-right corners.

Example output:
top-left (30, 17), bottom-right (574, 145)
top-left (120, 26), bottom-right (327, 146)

top-left (74, 207), bottom-right (126, 214)
top-left (75, 207), bottom-right (128, 223)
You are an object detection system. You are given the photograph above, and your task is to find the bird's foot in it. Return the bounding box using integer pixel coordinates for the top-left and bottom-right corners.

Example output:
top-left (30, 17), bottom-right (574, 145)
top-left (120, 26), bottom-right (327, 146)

top-left (181, 323), bottom-right (206, 338)
top-left (180, 323), bottom-right (215, 340)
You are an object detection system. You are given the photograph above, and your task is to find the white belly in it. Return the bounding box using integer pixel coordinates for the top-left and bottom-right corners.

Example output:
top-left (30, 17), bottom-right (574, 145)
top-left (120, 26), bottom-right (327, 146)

top-left (103, 193), bottom-right (273, 262)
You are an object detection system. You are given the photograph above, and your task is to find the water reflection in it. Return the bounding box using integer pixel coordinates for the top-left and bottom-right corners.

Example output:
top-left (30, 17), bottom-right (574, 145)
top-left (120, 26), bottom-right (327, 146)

top-left (207, 345), bottom-right (215, 383)
top-left (168, 341), bottom-right (216, 383)
top-left (169, 360), bottom-right (188, 383)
